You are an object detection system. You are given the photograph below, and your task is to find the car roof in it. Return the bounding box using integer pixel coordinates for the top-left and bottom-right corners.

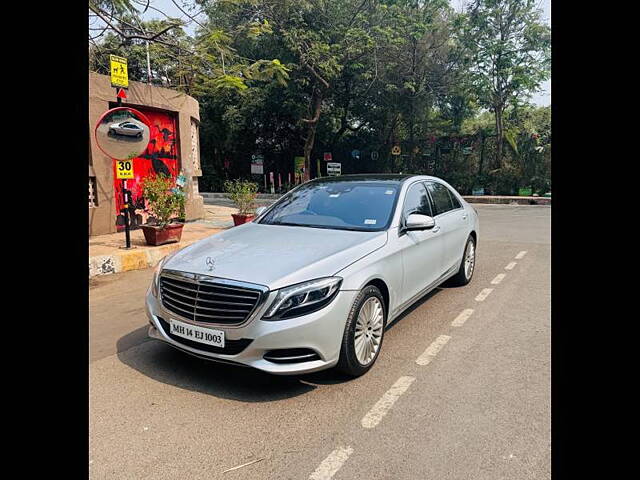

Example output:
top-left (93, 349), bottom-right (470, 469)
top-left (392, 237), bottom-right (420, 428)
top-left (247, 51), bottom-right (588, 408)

top-left (310, 174), bottom-right (439, 184)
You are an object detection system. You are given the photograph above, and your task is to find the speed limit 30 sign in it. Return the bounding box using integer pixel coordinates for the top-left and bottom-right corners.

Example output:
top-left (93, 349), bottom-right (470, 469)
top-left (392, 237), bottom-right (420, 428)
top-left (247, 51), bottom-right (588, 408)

top-left (115, 159), bottom-right (134, 179)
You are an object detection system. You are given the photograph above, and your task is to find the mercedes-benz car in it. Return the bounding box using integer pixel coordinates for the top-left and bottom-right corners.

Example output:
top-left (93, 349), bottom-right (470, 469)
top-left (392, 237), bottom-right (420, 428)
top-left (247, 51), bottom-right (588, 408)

top-left (145, 174), bottom-right (479, 376)
top-left (108, 121), bottom-right (143, 138)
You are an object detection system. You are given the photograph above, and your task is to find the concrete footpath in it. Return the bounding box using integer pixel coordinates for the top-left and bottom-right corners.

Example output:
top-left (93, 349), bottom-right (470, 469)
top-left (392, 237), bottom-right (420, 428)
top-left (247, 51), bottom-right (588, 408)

top-left (89, 205), bottom-right (236, 278)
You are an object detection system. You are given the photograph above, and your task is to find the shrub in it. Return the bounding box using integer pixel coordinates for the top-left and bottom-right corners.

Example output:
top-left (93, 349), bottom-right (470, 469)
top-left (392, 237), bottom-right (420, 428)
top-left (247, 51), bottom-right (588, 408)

top-left (142, 174), bottom-right (185, 228)
top-left (224, 179), bottom-right (258, 215)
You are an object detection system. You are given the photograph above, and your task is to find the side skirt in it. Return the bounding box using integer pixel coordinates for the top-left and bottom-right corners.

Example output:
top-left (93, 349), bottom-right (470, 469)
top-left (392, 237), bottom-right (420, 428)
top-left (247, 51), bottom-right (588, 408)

top-left (388, 264), bottom-right (459, 325)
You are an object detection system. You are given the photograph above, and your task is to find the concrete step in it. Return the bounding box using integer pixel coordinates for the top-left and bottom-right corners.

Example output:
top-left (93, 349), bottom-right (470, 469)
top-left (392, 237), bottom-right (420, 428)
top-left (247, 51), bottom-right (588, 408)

top-left (201, 192), bottom-right (281, 200)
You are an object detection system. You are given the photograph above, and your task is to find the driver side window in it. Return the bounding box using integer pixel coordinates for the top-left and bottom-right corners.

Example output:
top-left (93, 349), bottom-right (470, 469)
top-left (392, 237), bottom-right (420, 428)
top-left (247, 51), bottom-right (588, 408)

top-left (403, 182), bottom-right (432, 218)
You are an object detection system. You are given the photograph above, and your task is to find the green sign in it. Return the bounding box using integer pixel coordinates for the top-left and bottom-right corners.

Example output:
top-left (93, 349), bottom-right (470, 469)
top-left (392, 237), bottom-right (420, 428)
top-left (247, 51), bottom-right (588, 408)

top-left (294, 156), bottom-right (305, 174)
top-left (518, 187), bottom-right (533, 196)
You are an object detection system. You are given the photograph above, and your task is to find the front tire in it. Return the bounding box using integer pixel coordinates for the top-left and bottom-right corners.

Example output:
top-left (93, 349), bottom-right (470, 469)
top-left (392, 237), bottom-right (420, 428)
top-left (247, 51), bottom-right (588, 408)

top-left (336, 285), bottom-right (386, 377)
top-left (447, 235), bottom-right (476, 287)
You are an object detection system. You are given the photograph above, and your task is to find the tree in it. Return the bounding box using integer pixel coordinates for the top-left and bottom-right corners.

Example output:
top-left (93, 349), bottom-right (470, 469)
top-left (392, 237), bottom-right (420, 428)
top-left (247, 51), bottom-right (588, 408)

top-left (89, 0), bottom-right (290, 95)
top-left (89, 1), bottom-right (550, 195)
top-left (461, 0), bottom-right (550, 169)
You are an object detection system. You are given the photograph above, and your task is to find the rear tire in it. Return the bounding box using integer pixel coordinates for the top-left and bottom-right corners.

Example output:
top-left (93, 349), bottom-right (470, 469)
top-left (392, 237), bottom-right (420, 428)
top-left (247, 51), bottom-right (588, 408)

top-left (447, 236), bottom-right (476, 287)
top-left (336, 285), bottom-right (386, 377)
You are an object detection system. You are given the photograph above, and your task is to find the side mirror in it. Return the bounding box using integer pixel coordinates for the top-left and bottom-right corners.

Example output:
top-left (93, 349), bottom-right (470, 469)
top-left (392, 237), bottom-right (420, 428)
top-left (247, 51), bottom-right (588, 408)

top-left (255, 206), bottom-right (267, 216)
top-left (405, 213), bottom-right (436, 231)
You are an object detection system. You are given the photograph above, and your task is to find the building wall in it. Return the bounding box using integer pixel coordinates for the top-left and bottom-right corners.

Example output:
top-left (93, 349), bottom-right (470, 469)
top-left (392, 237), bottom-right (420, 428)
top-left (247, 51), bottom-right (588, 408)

top-left (89, 72), bottom-right (204, 236)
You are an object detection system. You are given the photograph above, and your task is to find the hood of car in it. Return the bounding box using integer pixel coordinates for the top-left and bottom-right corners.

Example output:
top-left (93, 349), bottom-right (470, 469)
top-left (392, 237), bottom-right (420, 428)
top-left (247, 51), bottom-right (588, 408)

top-left (163, 222), bottom-right (388, 290)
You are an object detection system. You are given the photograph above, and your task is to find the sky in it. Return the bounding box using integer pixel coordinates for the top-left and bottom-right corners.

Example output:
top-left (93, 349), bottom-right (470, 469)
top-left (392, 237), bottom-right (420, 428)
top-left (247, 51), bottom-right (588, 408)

top-left (129, 0), bottom-right (551, 106)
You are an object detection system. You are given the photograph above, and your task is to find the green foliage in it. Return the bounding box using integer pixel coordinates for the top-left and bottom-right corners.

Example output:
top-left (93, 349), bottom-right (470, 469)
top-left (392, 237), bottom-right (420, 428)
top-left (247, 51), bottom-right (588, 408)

top-left (90, 0), bottom-right (551, 196)
top-left (142, 174), bottom-right (185, 228)
top-left (224, 179), bottom-right (258, 215)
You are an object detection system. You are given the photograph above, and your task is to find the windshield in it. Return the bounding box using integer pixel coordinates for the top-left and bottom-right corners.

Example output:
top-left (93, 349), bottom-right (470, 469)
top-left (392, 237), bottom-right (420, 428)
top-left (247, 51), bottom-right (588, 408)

top-left (259, 180), bottom-right (400, 231)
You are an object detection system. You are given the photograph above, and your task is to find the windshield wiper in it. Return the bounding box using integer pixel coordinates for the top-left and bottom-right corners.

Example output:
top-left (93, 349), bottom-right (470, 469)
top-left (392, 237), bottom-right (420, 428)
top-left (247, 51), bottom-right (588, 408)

top-left (266, 221), bottom-right (305, 227)
top-left (265, 221), bottom-right (371, 232)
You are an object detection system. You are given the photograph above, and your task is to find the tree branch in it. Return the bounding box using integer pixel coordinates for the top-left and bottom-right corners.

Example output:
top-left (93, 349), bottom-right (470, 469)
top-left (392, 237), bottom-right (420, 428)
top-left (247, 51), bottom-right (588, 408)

top-left (89, 3), bottom-right (181, 42)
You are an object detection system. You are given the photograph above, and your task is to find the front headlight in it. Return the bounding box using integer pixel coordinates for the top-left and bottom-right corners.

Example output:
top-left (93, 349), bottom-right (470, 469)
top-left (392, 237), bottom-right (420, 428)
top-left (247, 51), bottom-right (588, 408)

top-left (263, 277), bottom-right (343, 320)
top-left (151, 254), bottom-right (173, 297)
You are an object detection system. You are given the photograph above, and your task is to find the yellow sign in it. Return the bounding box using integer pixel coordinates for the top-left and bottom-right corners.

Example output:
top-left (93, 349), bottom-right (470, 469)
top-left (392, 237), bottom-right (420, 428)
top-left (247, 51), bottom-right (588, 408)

top-left (391, 145), bottom-right (401, 156)
top-left (110, 55), bottom-right (129, 88)
top-left (115, 159), bottom-right (134, 179)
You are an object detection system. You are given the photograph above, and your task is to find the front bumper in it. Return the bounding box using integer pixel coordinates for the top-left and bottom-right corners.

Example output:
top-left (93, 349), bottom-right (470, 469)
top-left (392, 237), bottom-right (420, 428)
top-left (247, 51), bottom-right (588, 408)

top-left (145, 286), bottom-right (358, 375)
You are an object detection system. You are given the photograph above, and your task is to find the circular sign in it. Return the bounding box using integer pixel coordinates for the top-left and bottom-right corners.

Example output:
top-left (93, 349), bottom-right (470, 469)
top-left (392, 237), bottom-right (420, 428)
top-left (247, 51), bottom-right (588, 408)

top-left (94, 107), bottom-right (151, 160)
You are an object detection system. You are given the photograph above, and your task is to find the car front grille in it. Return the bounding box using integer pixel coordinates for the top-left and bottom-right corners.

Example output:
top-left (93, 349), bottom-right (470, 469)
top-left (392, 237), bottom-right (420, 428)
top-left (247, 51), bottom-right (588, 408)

top-left (156, 317), bottom-right (253, 355)
top-left (159, 271), bottom-right (265, 326)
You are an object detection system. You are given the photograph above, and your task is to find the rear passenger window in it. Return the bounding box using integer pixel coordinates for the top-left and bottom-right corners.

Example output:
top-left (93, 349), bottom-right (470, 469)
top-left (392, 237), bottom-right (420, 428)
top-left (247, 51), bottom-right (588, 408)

top-left (403, 182), bottom-right (432, 218)
top-left (426, 182), bottom-right (454, 215)
top-left (448, 189), bottom-right (462, 209)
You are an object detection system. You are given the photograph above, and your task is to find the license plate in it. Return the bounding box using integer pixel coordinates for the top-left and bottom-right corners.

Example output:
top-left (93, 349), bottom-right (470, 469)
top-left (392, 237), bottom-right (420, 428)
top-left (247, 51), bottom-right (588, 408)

top-left (169, 318), bottom-right (225, 348)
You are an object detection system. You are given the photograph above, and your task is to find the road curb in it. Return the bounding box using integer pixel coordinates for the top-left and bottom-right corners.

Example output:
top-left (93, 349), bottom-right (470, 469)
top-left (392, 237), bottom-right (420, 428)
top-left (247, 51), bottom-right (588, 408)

top-left (462, 196), bottom-right (551, 205)
top-left (89, 241), bottom-right (197, 278)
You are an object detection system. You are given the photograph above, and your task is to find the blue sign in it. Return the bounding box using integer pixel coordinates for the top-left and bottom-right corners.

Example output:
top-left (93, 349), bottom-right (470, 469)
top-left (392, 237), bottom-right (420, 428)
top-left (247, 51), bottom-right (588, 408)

top-left (351, 149), bottom-right (360, 159)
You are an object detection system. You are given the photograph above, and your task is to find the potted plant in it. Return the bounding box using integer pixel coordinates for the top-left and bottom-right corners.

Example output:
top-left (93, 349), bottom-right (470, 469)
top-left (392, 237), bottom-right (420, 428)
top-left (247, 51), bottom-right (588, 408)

top-left (224, 179), bottom-right (258, 226)
top-left (140, 174), bottom-right (186, 246)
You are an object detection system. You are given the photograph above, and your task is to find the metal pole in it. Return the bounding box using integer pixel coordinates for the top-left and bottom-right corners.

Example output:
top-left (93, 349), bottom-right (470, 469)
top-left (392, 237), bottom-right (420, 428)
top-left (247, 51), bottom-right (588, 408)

top-left (116, 92), bottom-right (131, 249)
top-left (123, 179), bottom-right (131, 249)
top-left (146, 41), bottom-right (152, 84)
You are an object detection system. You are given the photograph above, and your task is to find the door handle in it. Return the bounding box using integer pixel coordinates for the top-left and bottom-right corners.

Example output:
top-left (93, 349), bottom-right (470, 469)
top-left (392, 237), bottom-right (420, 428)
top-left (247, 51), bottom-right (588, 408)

top-left (462, 214), bottom-right (468, 220)
top-left (431, 225), bottom-right (441, 233)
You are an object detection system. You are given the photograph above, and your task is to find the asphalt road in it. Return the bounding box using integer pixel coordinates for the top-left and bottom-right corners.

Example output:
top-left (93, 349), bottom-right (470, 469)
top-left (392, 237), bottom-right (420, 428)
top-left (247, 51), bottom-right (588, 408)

top-left (89, 204), bottom-right (550, 479)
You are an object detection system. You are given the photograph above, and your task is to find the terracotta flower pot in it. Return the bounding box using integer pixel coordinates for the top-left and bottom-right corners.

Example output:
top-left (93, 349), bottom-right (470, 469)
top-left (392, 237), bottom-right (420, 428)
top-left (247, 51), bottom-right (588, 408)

top-left (231, 214), bottom-right (255, 226)
top-left (140, 223), bottom-right (184, 246)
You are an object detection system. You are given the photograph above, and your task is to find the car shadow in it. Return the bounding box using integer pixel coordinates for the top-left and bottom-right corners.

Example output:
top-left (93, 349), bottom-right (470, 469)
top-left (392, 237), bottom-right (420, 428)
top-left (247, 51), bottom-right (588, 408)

top-left (116, 326), bottom-right (355, 402)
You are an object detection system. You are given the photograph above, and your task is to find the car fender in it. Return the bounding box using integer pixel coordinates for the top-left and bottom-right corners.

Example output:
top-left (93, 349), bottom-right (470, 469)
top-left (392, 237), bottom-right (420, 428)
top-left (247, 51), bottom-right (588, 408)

top-left (334, 229), bottom-right (403, 316)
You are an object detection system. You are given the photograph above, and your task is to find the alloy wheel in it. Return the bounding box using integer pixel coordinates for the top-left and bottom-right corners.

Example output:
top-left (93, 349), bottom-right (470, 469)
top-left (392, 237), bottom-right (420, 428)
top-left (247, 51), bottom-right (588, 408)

top-left (354, 297), bottom-right (384, 365)
top-left (464, 240), bottom-right (475, 280)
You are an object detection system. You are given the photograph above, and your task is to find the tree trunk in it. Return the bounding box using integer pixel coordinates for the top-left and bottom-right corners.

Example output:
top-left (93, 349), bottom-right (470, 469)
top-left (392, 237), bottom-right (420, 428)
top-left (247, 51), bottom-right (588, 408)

top-left (478, 131), bottom-right (485, 175)
top-left (494, 105), bottom-right (504, 170)
top-left (302, 87), bottom-right (324, 182)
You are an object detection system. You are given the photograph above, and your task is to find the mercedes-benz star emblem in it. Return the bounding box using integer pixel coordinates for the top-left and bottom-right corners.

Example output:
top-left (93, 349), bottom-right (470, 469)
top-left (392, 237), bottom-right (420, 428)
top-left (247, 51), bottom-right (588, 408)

top-left (206, 257), bottom-right (215, 271)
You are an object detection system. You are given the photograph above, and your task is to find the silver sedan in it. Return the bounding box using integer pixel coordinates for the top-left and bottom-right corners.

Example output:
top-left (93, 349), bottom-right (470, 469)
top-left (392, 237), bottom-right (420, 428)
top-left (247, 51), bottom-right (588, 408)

top-left (145, 174), bottom-right (479, 376)
top-left (108, 121), bottom-right (143, 138)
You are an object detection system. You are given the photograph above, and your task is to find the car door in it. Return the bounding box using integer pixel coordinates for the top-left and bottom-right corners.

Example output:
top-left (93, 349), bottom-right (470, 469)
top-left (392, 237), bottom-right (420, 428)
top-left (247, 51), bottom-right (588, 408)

top-left (123, 123), bottom-right (137, 136)
top-left (397, 181), bottom-right (445, 306)
top-left (425, 182), bottom-right (469, 274)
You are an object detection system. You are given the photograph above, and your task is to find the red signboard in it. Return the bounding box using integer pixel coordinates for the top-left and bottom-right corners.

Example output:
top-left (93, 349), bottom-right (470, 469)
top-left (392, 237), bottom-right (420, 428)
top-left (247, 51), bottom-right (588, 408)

top-left (323, 152), bottom-right (332, 161)
top-left (114, 108), bottom-right (179, 230)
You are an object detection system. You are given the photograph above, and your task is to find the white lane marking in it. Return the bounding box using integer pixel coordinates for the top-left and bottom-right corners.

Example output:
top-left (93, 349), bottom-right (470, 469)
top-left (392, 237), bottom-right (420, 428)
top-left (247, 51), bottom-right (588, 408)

top-left (475, 288), bottom-right (494, 302)
top-left (309, 446), bottom-right (354, 480)
top-left (361, 376), bottom-right (416, 429)
top-left (491, 273), bottom-right (506, 285)
top-left (515, 250), bottom-right (528, 259)
top-left (505, 262), bottom-right (517, 270)
top-left (416, 335), bottom-right (451, 365)
top-left (451, 309), bottom-right (474, 327)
